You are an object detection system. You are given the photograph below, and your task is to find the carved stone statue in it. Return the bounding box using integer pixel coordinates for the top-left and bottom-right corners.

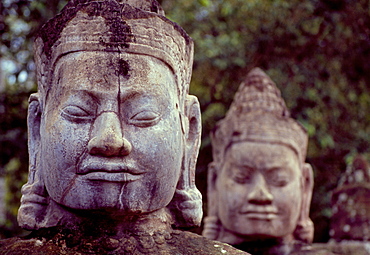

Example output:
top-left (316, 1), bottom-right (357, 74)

top-left (0, 1), bottom-right (247, 254)
top-left (312, 155), bottom-right (370, 254)
top-left (203, 68), bottom-right (315, 254)
top-left (330, 155), bottom-right (370, 241)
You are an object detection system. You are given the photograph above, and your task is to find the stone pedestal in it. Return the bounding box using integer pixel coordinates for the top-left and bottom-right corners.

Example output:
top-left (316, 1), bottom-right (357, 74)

top-left (0, 229), bottom-right (247, 254)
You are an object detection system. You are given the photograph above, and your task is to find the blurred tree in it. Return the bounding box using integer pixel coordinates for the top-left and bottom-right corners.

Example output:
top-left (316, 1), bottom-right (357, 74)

top-left (0, 0), bottom-right (67, 237)
top-left (0, 0), bottom-right (369, 241)
top-left (162, 0), bottom-right (370, 242)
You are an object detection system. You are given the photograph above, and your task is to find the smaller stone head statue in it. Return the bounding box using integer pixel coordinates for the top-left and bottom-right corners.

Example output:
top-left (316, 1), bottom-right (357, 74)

top-left (330, 155), bottom-right (370, 241)
top-left (18, 0), bottom-right (203, 232)
top-left (203, 68), bottom-right (314, 247)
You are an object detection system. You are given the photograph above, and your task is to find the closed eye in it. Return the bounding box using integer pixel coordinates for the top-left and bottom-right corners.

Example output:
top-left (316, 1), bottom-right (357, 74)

top-left (61, 105), bottom-right (93, 122)
top-left (129, 111), bottom-right (160, 127)
top-left (232, 167), bottom-right (253, 184)
top-left (266, 169), bottom-right (290, 187)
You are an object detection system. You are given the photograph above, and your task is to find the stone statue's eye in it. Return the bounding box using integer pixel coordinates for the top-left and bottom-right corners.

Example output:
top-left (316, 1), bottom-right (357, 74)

top-left (61, 106), bottom-right (93, 122)
top-left (266, 170), bottom-right (290, 187)
top-left (130, 111), bottom-right (160, 127)
top-left (270, 178), bottom-right (288, 187)
top-left (232, 168), bottom-right (252, 184)
top-left (234, 175), bottom-right (251, 184)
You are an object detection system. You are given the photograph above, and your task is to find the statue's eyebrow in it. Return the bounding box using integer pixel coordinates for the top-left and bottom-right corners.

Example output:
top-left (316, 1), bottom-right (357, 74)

top-left (230, 162), bottom-right (255, 171)
top-left (119, 88), bottom-right (141, 101)
top-left (265, 167), bottom-right (285, 173)
top-left (119, 86), bottom-right (162, 102)
top-left (230, 161), bottom-right (289, 173)
top-left (262, 164), bottom-right (295, 176)
top-left (68, 89), bottom-right (101, 105)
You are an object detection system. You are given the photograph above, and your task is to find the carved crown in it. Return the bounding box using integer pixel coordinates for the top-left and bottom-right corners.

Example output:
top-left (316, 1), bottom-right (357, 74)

top-left (211, 68), bottom-right (308, 164)
top-left (34, 0), bottom-right (193, 107)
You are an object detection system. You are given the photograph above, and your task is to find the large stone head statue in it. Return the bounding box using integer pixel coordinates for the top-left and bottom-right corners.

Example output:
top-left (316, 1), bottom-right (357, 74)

top-left (18, 0), bottom-right (202, 231)
top-left (203, 68), bottom-right (314, 246)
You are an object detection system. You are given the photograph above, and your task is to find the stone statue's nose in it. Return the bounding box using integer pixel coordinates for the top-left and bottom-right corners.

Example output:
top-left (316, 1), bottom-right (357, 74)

top-left (87, 112), bottom-right (132, 157)
top-left (247, 173), bottom-right (273, 205)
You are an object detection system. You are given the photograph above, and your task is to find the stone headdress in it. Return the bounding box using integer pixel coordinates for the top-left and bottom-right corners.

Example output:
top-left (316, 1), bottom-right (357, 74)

top-left (203, 68), bottom-right (314, 243)
top-left (211, 67), bottom-right (308, 167)
top-left (18, 0), bottom-right (202, 230)
top-left (34, 0), bottom-right (193, 109)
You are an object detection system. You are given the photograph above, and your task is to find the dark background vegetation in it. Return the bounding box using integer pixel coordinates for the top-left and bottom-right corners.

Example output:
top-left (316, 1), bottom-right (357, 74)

top-left (0, 0), bottom-right (369, 242)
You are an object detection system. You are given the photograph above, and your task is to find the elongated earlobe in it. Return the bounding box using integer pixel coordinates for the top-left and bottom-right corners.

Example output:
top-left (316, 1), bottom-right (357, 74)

top-left (167, 95), bottom-right (202, 228)
top-left (202, 162), bottom-right (221, 239)
top-left (294, 163), bottom-right (314, 243)
top-left (18, 93), bottom-right (49, 230)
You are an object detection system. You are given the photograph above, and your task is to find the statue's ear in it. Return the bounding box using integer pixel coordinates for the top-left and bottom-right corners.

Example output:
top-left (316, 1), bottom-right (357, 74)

top-left (207, 162), bottom-right (219, 219)
top-left (18, 93), bottom-right (48, 230)
top-left (302, 163), bottom-right (314, 217)
top-left (202, 161), bottom-right (221, 239)
top-left (294, 163), bottom-right (314, 243)
top-left (184, 95), bottom-right (202, 182)
top-left (28, 93), bottom-right (42, 172)
top-left (207, 162), bottom-right (218, 194)
top-left (175, 94), bottom-right (202, 192)
top-left (167, 95), bottom-right (202, 228)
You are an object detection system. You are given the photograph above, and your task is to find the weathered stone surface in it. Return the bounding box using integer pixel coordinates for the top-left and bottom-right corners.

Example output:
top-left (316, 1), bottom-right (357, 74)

top-left (0, 228), bottom-right (247, 254)
top-left (202, 68), bottom-right (315, 252)
top-left (18, 0), bottom-right (201, 230)
top-left (234, 241), bottom-right (335, 255)
top-left (313, 241), bottom-right (370, 255)
top-left (330, 155), bottom-right (370, 241)
top-left (0, 0), bottom-right (250, 254)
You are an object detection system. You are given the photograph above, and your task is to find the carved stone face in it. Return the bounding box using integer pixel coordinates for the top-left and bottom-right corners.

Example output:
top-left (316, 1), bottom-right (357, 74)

top-left (40, 51), bottom-right (183, 214)
top-left (216, 141), bottom-right (302, 241)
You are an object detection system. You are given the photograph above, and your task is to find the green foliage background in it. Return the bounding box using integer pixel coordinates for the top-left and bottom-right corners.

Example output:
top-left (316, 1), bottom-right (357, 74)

top-left (0, 0), bottom-right (369, 241)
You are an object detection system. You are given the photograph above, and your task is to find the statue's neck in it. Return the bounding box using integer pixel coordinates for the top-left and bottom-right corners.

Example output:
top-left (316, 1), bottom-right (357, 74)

top-left (217, 226), bottom-right (296, 255)
top-left (37, 200), bottom-right (172, 238)
top-left (28, 204), bottom-right (175, 254)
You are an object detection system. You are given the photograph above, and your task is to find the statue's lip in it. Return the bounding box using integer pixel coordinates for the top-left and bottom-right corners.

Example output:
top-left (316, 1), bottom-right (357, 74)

top-left (77, 161), bottom-right (145, 182)
top-left (82, 171), bottom-right (144, 182)
top-left (242, 212), bottom-right (278, 220)
top-left (240, 206), bottom-right (278, 220)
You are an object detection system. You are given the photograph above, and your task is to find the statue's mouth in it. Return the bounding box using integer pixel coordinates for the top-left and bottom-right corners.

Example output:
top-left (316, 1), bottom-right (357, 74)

top-left (77, 160), bottom-right (145, 182)
top-left (82, 171), bottom-right (144, 182)
top-left (239, 206), bottom-right (278, 220)
top-left (242, 212), bottom-right (277, 220)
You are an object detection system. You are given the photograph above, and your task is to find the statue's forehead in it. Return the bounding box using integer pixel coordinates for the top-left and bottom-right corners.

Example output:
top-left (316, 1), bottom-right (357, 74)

top-left (226, 141), bottom-right (300, 170)
top-left (44, 51), bottom-right (178, 112)
top-left (53, 51), bottom-right (175, 91)
top-left (55, 51), bottom-right (156, 75)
